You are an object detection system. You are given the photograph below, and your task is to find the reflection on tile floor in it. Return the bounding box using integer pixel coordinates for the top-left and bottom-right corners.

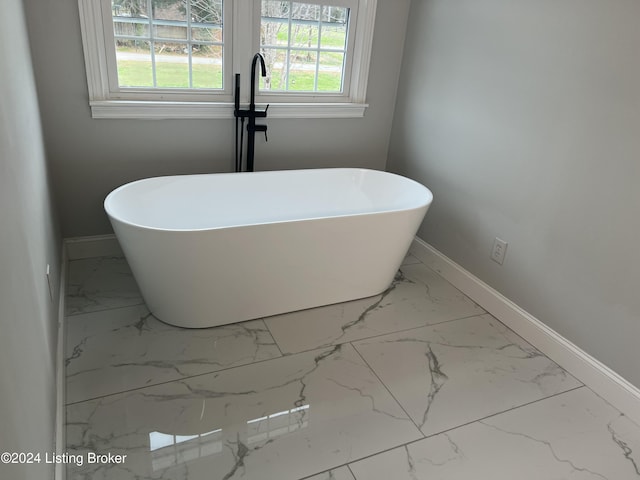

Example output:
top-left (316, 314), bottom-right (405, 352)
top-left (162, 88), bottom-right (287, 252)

top-left (65, 254), bottom-right (640, 480)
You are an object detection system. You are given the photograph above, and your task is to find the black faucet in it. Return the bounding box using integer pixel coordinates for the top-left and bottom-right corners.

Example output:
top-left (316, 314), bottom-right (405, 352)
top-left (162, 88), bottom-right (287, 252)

top-left (234, 53), bottom-right (269, 172)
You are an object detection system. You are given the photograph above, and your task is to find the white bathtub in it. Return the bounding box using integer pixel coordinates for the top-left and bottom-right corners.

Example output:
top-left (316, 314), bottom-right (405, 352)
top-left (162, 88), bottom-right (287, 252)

top-left (104, 168), bottom-right (433, 328)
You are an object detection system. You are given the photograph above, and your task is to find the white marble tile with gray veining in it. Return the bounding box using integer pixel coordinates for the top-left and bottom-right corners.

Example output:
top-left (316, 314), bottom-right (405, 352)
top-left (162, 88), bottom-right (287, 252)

top-left (353, 314), bottom-right (583, 437)
top-left (349, 387), bottom-right (640, 480)
top-left (65, 304), bottom-right (283, 404)
top-left (401, 252), bottom-right (421, 266)
top-left (304, 466), bottom-right (356, 480)
top-left (65, 256), bottom-right (144, 315)
top-left (264, 262), bottom-right (485, 354)
top-left (66, 343), bottom-right (422, 480)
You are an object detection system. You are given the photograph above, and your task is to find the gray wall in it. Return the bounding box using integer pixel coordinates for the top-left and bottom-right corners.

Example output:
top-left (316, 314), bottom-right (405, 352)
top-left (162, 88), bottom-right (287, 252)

top-left (389, 0), bottom-right (640, 387)
top-left (23, 0), bottom-right (412, 237)
top-left (0, 0), bottom-right (61, 478)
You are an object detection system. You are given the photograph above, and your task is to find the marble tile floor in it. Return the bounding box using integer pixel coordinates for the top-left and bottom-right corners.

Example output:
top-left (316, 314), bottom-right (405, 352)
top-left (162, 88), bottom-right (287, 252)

top-left (64, 253), bottom-right (640, 479)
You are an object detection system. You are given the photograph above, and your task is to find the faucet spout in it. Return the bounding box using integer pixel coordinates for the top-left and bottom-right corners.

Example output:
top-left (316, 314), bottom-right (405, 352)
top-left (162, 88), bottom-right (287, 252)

top-left (250, 53), bottom-right (266, 111)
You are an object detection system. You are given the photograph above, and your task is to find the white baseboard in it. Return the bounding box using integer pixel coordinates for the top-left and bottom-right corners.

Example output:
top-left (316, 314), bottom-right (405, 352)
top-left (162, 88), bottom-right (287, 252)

top-left (55, 243), bottom-right (68, 480)
top-left (410, 237), bottom-right (640, 427)
top-left (65, 234), bottom-right (122, 260)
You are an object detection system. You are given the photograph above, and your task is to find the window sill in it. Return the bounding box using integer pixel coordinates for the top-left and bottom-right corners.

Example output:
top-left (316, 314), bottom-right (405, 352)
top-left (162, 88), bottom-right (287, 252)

top-left (89, 101), bottom-right (368, 119)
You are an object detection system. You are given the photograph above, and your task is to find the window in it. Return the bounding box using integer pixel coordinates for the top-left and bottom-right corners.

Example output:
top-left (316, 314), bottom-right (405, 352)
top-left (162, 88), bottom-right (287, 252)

top-left (259, 2), bottom-right (352, 94)
top-left (111, 0), bottom-right (225, 90)
top-left (78, 0), bottom-right (377, 118)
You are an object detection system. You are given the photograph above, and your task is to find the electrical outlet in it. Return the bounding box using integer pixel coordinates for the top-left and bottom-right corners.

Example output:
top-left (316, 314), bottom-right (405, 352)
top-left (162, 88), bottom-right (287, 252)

top-left (46, 264), bottom-right (54, 302)
top-left (491, 237), bottom-right (508, 265)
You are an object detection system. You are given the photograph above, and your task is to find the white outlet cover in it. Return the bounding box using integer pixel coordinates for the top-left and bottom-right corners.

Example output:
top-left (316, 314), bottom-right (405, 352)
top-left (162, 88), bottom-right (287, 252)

top-left (491, 237), bottom-right (508, 265)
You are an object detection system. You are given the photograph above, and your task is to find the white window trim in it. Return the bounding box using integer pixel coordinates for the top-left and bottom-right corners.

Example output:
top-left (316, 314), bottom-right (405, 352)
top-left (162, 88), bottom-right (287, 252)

top-left (78, 0), bottom-right (376, 119)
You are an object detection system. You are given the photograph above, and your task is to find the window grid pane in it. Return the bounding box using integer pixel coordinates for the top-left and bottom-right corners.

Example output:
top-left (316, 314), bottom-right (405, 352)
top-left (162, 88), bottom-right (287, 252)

top-left (111, 0), bottom-right (224, 90)
top-left (260, 1), bottom-right (349, 93)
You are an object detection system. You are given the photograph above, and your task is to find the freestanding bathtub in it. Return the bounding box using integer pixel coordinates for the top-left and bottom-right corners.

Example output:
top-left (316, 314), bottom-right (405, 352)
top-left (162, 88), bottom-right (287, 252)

top-left (104, 168), bottom-right (433, 328)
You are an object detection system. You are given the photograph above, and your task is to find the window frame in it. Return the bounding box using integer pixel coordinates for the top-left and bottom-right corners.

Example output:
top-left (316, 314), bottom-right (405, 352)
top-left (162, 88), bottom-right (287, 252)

top-left (78, 0), bottom-right (377, 119)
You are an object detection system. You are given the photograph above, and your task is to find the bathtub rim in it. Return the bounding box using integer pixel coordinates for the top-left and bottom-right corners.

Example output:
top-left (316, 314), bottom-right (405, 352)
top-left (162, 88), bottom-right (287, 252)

top-left (104, 168), bottom-right (433, 233)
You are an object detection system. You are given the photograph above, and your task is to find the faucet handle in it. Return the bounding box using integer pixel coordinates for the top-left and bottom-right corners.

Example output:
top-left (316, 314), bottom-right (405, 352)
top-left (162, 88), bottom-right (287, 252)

top-left (254, 124), bottom-right (268, 142)
top-left (255, 104), bottom-right (269, 118)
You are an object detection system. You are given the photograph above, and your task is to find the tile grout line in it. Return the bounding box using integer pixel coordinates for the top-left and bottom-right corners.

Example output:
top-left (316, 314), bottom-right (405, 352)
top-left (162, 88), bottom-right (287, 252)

top-left (349, 340), bottom-right (426, 439)
top-left (347, 463), bottom-right (358, 480)
top-left (64, 300), bottom-right (146, 317)
top-left (261, 318), bottom-right (286, 357)
top-left (64, 312), bottom-right (493, 406)
top-left (64, 343), bottom-right (334, 406)
top-left (270, 311), bottom-right (490, 357)
top-left (414, 384), bottom-right (587, 440)
top-left (64, 301), bottom-right (148, 320)
top-left (298, 385), bottom-right (587, 478)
